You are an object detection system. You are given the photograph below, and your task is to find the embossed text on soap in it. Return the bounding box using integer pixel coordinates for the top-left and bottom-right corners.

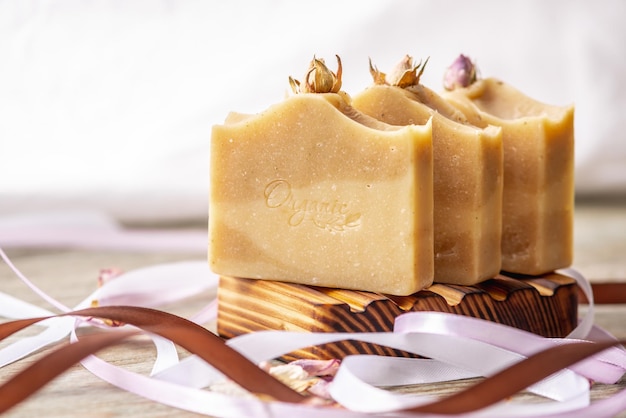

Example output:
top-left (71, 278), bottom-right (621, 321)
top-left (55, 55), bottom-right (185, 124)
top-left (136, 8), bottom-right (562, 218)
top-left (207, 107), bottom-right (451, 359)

top-left (264, 179), bottom-right (361, 231)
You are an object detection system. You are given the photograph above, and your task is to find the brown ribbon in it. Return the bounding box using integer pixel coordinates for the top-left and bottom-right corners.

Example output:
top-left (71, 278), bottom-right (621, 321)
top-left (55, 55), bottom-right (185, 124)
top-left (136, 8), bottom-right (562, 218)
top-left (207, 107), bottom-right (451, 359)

top-left (0, 306), bottom-right (304, 412)
top-left (580, 282), bottom-right (626, 304)
top-left (0, 306), bottom-right (623, 415)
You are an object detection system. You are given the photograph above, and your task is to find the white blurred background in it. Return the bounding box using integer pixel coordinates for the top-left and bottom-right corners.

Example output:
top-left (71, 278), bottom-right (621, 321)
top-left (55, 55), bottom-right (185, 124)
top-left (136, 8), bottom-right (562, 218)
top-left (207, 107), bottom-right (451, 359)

top-left (1, 0), bottom-right (624, 228)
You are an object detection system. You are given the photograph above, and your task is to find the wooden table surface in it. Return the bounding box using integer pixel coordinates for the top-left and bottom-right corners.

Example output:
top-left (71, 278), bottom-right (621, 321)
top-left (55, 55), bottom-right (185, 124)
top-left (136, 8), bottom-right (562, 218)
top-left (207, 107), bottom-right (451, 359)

top-left (1, 199), bottom-right (625, 417)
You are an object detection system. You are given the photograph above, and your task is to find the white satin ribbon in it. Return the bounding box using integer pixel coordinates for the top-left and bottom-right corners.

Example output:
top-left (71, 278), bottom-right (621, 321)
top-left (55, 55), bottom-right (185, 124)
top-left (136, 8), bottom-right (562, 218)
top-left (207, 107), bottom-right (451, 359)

top-left (560, 267), bottom-right (595, 339)
top-left (0, 249), bottom-right (214, 373)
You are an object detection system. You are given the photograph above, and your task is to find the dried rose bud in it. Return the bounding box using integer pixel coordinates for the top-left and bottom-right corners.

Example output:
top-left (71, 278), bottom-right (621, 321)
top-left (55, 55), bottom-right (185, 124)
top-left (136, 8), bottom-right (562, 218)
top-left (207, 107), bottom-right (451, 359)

top-left (443, 54), bottom-right (478, 90)
top-left (290, 55), bottom-right (342, 94)
top-left (369, 55), bottom-right (429, 88)
top-left (388, 54), bottom-right (428, 87)
top-left (289, 358), bottom-right (341, 377)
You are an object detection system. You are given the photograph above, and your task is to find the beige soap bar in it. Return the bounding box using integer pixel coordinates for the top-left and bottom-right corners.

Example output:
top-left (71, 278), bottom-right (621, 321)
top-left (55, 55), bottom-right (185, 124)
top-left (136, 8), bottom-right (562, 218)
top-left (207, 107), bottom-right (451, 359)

top-left (353, 84), bottom-right (503, 285)
top-left (209, 92), bottom-right (434, 296)
top-left (443, 78), bottom-right (574, 275)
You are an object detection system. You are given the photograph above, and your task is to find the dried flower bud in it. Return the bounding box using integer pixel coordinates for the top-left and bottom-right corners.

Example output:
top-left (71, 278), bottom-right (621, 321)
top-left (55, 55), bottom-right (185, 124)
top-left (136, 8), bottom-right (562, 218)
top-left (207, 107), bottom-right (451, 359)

top-left (290, 55), bottom-right (342, 94)
top-left (369, 55), bottom-right (429, 88)
top-left (443, 54), bottom-right (478, 90)
top-left (289, 358), bottom-right (341, 377)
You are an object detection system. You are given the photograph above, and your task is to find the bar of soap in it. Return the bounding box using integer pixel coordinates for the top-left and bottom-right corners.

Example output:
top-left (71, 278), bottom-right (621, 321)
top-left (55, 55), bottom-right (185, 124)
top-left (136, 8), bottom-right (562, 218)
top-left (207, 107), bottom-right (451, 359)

top-left (443, 78), bottom-right (574, 275)
top-left (352, 84), bottom-right (503, 285)
top-left (209, 93), bottom-right (434, 296)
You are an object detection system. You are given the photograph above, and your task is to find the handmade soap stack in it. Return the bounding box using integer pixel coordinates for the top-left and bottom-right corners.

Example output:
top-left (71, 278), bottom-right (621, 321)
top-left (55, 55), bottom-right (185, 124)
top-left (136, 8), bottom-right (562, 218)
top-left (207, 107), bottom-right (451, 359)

top-left (210, 55), bottom-right (577, 358)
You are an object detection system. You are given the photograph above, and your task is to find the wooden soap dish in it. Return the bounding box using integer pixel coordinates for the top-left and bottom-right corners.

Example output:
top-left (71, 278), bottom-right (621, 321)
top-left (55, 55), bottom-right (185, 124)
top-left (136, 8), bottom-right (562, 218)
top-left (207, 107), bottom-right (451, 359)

top-left (217, 273), bottom-right (578, 360)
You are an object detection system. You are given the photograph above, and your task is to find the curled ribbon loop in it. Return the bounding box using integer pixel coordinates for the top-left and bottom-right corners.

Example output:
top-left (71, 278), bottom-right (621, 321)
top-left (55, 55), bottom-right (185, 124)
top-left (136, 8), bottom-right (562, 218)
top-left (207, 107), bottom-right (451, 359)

top-left (0, 248), bottom-right (625, 417)
top-left (0, 306), bottom-right (625, 416)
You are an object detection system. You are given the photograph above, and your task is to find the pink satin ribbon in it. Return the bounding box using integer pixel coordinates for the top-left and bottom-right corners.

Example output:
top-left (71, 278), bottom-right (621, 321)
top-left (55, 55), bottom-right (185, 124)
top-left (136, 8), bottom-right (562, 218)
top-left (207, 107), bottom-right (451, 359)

top-left (0, 227), bottom-right (208, 253)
